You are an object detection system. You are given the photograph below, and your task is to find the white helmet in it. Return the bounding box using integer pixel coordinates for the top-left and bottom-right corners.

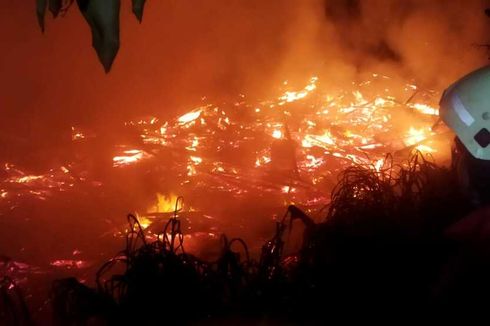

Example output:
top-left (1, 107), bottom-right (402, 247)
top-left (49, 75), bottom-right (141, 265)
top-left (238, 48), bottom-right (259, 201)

top-left (440, 65), bottom-right (490, 160)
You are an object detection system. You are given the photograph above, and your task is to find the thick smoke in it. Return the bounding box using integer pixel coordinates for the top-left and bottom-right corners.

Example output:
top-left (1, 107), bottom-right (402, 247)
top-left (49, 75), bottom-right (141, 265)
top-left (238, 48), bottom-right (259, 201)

top-left (317, 0), bottom-right (490, 88)
top-left (0, 0), bottom-right (489, 168)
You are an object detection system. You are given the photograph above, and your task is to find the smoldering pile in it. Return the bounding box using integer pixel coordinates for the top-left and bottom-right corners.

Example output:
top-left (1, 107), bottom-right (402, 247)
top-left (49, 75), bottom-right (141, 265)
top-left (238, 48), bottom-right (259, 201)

top-left (23, 152), bottom-right (484, 324)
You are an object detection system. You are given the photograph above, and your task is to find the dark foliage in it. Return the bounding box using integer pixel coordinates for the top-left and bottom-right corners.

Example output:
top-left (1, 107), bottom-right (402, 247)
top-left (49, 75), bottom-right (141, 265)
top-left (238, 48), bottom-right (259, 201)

top-left (0, 277), bottom-right (31, 326)
top-left (50, 153), bottom-right (486, 324)
top-left (36, 0), bottom-right (146, 72)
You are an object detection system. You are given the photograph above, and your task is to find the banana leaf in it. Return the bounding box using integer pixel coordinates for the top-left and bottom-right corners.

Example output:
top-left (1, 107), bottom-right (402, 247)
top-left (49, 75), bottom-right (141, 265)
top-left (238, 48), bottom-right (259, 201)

top-left (49, 0), bottom-right (62, 17)
top-left (36, 0), bottom-right (48, 32)
top-left (132, 0), bottom-right (146, 23)
top-left (77, 0), bottom-right (121, 73)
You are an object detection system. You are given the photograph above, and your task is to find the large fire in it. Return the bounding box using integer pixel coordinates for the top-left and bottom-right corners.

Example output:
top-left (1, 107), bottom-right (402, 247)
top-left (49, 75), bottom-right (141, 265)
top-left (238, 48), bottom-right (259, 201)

top-left (0, 73), bottom-right (454, 318)
top-left (0, 74), bottom-right (448, 232)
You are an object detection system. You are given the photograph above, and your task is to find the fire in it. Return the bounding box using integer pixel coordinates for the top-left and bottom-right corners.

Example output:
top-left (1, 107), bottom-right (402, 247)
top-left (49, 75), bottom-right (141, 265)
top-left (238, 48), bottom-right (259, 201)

top-left (414, 144), bottom-right (436, 154)
top-left (185, 136), bottom-right (200, 151)
top-left (408, 103), bottom-right (439, 116)
top-left (71, 126), bottom-right (86, 141)
top-left (50, 260), bottom-right (88, 269)
top-left (113, 149), bottom-right (151, 167)
top-left (107, 74), bottom-right (442, 205)
top-left (272, 129), bottom-right (283, 139)
top-left (149, 193), bottom-right (180, 214)
top-left (404, 127), bottom-right (434, 146)
top-left (178, 109), bottom-right (202, 125)
top-left (302, 131), bottom-right (335, 149)
top-left (373, 158), bottom-right (386, 172)
top-left (132, 193), bottom-right (181, 231)
top-left (1, 73), bottom-right (445, 217)
top-left (278, 76), bottom-right (318, 105)
top-left (137, 216), bottom-right (152, 229)
top-left (9, 175), bottom-right (44, 184)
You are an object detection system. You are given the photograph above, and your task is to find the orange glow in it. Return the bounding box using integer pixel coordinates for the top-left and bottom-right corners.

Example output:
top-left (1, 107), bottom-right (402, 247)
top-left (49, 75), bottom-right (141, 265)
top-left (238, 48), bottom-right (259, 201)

top-left (9, 175), bottom-right (44, 184)
top-left (113, 149), bottom-right (151, 167)
top-left (50, 260), bottom-right (88, 269)
top-left (409, 103), bottom-right (439, 116)
top-left (272, 129), bottom-right (283, 139)
top-left (135, 194), bottom-right (181, 231)
top-left (110, 75), bottom-right (443, 190)
top-left (278, 76), bottom-right (318, 105)
top-left (178, 109), bottom-right (202, 125)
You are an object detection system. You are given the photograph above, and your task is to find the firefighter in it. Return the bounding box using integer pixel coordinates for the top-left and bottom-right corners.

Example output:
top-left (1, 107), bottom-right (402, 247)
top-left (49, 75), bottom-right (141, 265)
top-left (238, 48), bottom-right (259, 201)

top-left (439, 65), bottom-right (490, 205)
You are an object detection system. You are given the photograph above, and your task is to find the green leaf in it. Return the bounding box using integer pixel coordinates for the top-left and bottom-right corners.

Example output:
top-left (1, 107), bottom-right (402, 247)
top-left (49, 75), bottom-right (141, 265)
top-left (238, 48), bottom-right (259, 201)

top-left (36, 0), bottom-right (48, 33)
top-left (132, 0), bottom-right (146, 23)
top-left (77, 0), bottom-right (121, 73)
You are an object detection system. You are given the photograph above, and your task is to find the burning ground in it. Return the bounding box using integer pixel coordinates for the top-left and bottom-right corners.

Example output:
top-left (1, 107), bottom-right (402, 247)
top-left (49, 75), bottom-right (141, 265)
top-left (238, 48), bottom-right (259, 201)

top-left (0, 73), bottom-right (450, 318)
top-left (1, 0), bottom-right (490, 322)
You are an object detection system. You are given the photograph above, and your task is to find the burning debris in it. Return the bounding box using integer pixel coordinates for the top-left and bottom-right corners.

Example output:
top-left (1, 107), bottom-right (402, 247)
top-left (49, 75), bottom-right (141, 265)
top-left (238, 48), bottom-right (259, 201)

top-left (0, 73), bottom-right (446, 233)
top-left (47, 152), bottom-right (477, 323)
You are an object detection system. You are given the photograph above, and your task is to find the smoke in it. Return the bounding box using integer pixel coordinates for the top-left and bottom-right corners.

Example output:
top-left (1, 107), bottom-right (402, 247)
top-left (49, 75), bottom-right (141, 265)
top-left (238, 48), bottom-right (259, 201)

top-left (0, 0), bottom-right (489, 167)
top-left (316, 0), bottom-right (490, 88)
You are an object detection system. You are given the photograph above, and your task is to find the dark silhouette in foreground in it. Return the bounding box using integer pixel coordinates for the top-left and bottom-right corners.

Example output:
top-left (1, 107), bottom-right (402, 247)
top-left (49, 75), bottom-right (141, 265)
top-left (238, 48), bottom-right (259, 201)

top-left (5, 152), bottom-right (490, 324)
top-left (47, 153), bottom-right (490, 324)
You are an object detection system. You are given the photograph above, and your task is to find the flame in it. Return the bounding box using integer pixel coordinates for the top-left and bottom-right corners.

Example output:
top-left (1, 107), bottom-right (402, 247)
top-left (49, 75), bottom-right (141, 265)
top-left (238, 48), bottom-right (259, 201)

top-left (134, 193), bottom-right (181, 230)
top-left (71, 126), bottom-right (85, 141)
top-left (272, 129), bottom-right (283, 139)
top-left (278, 76), bottom-right (318, 105)
top-left (111, 74), bottom-right (442, 204)
top-left (190, 156), bottom-right (203, 164)
top-left (50, 260), bottom-right (88, 269)
top-left (404, 127), bottom-right (434, 146)
top-left (2, 74), bottom-right (445, 216)
top-left (178, 109), bottom-right (202, 125)
top-left (409, 103), bottom-right (439, 116)
top-left (113, 149), bottom-right (151, 167)
top-left (302, 131), bottom-right (335, 149)
top-left (9, 175), bottom-right (44, 183)
top-left (137, 216), bottom-right (152, 229)
top-left (373, 158), bottom-right (386, 172)
top-left (414, 144), bottom-right (436, 154)
top-left (150, 193), bottom-right (180, 214)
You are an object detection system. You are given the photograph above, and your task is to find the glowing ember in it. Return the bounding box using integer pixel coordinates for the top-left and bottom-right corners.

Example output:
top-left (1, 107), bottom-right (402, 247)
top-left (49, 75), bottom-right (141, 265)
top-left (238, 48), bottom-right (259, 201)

top-left (414, 144), bottom-right (436, 154)
top-left (1, 73), bottom-right (445, 220)
top-left (404, 127), bottom-right (434, 147)
top-left (272, 129), bottom-right (283, 139)
top-left (278, 76), bottom-right (318, 104)
top-left (190, 156), bottom-right (203, 164)
top-left (302, 131), bottom-right (335, 149)
top-left (133, 194), bottom-right (183, 231)
top-left (113, 149), bottom-right (151, 167)
top-left (50, 260), bottom-right (88, 269)
top-left (71, 126), bottom-right (86, 141)
top-left (137, 216), bottom-right (152, 229)
top-left (178, 109), bottom-right (202, 125)
top-left (151, 193), bottom-right (179, 213)
top-left (408, 103), bottom-right (439, 116)
top-left (9, 175), bottom-right (44, 184)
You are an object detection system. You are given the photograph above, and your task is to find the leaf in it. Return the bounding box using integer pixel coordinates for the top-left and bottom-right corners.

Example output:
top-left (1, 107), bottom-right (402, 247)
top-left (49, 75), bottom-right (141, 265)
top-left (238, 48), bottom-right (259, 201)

top-left (77, 0), bottom-right (121, 73)
top-left (132, 0), bottom-right (146, 23)
top-left (49, 0), bottom-right (62, 18)
top-left (36, 0), bottom-right (48, 33)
